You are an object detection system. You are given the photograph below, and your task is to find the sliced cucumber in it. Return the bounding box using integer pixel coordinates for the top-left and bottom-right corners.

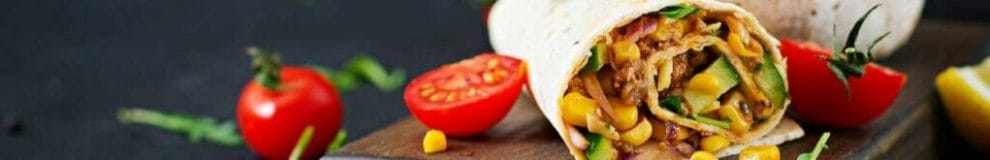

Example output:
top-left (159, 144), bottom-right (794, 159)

top-left (684, 56), bottom-right (740, 114)
top-left (755, 54), bottom-right (788, 108)
top-left (660, 95), bottom-right (684, 115)
top-left (582, 43), bottom-right (609, 73)
top-left (585, 133), bottom-right (618, 160)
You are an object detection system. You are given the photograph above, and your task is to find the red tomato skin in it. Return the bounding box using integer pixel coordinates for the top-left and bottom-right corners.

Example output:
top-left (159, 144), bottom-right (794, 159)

top-left (780, 39), bottom-right (907, 128)
top-left (404, 54), bottom-right (525, 137)
top-left (238, 66), bottom-right (342, 159)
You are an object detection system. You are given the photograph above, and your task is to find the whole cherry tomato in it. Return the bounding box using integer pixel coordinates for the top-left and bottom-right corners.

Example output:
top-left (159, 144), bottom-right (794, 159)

top-left (238, 48), bottom-right (342, 159)
top-left (780, 39), bottom-right (906, 128)
top-left (404, 54), bottom-right (526, 137)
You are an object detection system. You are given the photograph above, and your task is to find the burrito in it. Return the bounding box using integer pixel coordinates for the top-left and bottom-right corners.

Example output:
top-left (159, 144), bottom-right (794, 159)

top-left (488, 0), bottom-right (803, 159)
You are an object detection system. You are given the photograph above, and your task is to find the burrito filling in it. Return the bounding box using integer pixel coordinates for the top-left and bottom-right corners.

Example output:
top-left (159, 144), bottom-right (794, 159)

top-left (560, 4), bottom-right (787, 159)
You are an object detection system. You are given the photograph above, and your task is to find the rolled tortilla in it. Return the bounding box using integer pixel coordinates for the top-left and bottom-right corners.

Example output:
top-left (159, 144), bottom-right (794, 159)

top-left (489, 0), bottom-right (801, 159)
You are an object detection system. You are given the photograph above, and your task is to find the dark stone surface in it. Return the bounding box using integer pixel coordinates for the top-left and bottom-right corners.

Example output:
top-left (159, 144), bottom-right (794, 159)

top-left (0, 0), bottom-right (488, 159)
top-left (0, 0), bottom-right (986, 159)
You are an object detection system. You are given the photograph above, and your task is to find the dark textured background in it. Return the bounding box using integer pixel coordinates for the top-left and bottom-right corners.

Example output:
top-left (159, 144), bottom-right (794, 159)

top-left (0, 0), bottom-right (986, 159)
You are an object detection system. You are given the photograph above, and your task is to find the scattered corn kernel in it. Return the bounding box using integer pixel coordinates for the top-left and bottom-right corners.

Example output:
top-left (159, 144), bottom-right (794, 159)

top-left (619, 120), bottom-right (653, 147)
top-left (701, 135), bottom-right (730, 153)
top-left (609, 98), bottom-right (639, 131)
top-left (423, 129), bottom-right (447, 154)
top-left (689, 151), bottom-right (718, 160)
top-left (611, 40), bottom-right (640, 64)
top-left (562, 92), bottom-right (598, 127)
top-left (739, 145), bottom-right (780, 160)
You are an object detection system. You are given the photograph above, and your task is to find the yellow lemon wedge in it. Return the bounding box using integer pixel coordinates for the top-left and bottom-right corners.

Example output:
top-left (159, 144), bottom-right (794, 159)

top-left (935, 59), bottom-right (990, 152)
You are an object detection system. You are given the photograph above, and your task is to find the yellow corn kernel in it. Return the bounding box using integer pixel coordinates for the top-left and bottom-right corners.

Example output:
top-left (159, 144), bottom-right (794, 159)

top-left (611, 40), bottom-right (640, 64)
top-left (649, 17), bottom-right (687, 41)
top-left (738, 145), bottom-right (780, 160)
top-left (675, 126), bottom-right (691, 141)
top-left (719, 104), bottom-right (751, 133)
top-left (689, 151), bottom-right (718, 160)
top-left (648, 119), bottom-right (667, 140)
top-left (688, 73), bottom-right (722, 96)
top-left (620, 120), bottom-right (653, 147)
top-left (700, 135), bottom-right (730, 153)
top-left (422, 130), bottom-right (447, 154)
top-left (609, 99), bottom-right (639, 131)
top-left (727, 33), bottom-right (760, 57)
top-left (562, 92), bottom-right (598, 127)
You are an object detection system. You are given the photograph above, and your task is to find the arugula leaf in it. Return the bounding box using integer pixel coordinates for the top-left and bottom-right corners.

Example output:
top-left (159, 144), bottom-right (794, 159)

top-left (310, 54), bottom-right (407, 93)
top-left (289, 126), bottom-right (316, 160)
top-left (118, 108), bottom-right (242, 147)
top-left (311, 65), bottom-right (360, 92)
top-left (345, 55), bottom-right (407, 92)
top-left (658, 4), bottom-right (698, 19)
top-left (326, 129), bottom-right (348, 153)
top-left (797, 132), bottom-right (831, 160)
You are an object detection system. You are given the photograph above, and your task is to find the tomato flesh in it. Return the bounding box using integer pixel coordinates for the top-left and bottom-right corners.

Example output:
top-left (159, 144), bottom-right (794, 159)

top-left (779, 39), bottom-right (907, 128)
top-left (404, 54), bottom-right (526, 136)
top-left (238, 66), bottom-right (343, 159)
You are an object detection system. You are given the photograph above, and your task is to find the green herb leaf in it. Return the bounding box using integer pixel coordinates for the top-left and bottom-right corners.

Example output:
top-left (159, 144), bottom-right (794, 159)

top-left (289, 126), bottom-right (316, 160)
top-left (658, 4), bottom-right (698, 19)
top-left (118, 108), bottom-right (243, 147)
top-left (660, 96), bottom-right (684, 114)
top-left (345, 55), bottom-right (406, 92)
top-left (326, 129), bottom-right (348, 154)
top-left (797, 132), bottom-right (831, 160)
top-left (694, 116), bottom-right (730, 129)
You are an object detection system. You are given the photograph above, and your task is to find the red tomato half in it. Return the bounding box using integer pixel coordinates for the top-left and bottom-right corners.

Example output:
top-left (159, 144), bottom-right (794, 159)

top-left (780, 38), bottom-right (907, 128)
top-left (238, 66), bottom-right (342, 159)
top-left (404, 54), bottom-right (526, 136)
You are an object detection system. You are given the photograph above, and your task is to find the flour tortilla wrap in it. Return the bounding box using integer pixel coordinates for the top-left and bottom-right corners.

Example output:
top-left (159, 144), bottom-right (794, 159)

top-left (489, 0), bottom-right (802, 158)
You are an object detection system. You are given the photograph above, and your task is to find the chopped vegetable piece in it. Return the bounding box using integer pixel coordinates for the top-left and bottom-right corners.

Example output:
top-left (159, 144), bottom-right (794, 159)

top-left (582, 43), bottom-right (609, 73)
top-left (563, 92), bottom-right (599, 127)
top-left (289, 126), bottom-right (315, 160)
top-left (585, 133), bottom-right (618, 160)
top-left (797, 132), bottom-right (831, 160)
top-left (660, 96), bottom-right (684, 115)
top-left (700, 135), bottom-right (730, 152)
top-left (423, 129), bottom-right (448, 154)
top-left (755, 54), bottom-right (789, 109)
top-left (118, 108), bottom-right (242, 147)
top-left (345, 55), bottom-right (406, 92)
top-left (689, 151), bottom-right (718, 160)
top-left (619, 120), bottom-right (652, 147)
top-left (326, 129), bottom-right (348, 153)
top-left (684, 56), bottom-right (739, 114)
top-left (658, 4), bottom-right (698, 19)
top-left (739, 145), bottom-right (780, 160)
top-left (694, 115), bottom-right (730, 129)
top-left (609, 98), bottom-right (639, 131)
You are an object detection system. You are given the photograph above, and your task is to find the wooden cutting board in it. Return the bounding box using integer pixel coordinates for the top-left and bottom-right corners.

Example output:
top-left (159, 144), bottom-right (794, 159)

top-left (331, 20), bottom-right (990, 159)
